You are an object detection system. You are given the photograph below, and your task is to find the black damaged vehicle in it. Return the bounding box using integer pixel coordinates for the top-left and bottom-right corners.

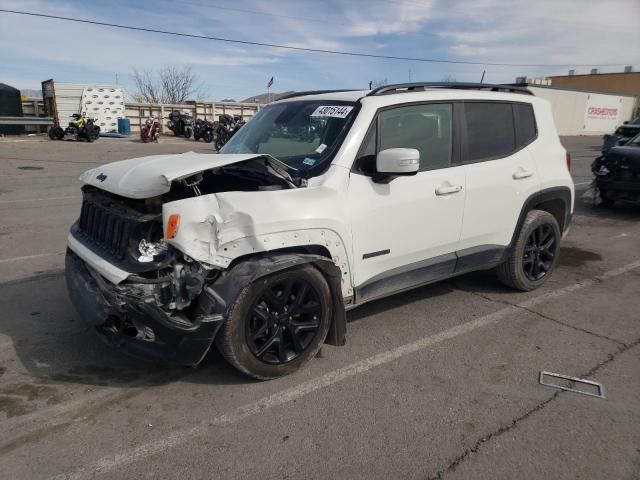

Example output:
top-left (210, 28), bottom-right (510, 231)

top-left (592, 132), bottom-right (640, 207)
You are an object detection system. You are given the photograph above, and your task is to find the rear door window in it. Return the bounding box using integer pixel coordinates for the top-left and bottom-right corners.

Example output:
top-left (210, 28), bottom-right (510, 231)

top-left (464, 102), bottom-right (515, 161)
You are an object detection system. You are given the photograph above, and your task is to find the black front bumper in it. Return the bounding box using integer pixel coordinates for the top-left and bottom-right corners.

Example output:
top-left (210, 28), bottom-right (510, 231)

top-left (595, 177), bottom-right (640, 202)
top-left (65, 250), bottom-right (223, 366)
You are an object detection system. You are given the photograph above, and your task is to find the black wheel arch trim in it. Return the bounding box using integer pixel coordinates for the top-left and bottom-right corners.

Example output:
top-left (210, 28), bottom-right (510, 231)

top-left (508, 186), bottom-right (572, 251)
top-left (208, 253), bottom-right (346, 347)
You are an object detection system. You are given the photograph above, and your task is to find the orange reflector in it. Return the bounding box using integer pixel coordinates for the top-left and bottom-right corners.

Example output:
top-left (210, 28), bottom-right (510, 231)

top-left (165, 214), bottom-right (180, 239)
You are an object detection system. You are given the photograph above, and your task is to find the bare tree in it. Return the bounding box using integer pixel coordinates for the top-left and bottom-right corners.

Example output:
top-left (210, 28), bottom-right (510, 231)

top-left (132, 65), bottom-right (207, 104)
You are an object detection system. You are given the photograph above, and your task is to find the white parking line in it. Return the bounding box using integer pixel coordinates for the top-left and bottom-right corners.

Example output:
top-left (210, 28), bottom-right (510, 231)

top-left (609, 233), bottom-right (629, 240)
top-left (49, 259), bottom-right (640, 480)
top-left (0, 196), bottom-right (77, 204)
top-left (573, 181), bottom-right (591, 187)
top-left (0, 252), bottom-right (64, 264)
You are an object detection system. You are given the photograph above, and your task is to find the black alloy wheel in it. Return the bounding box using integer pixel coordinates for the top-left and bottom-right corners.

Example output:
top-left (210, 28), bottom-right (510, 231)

top-left (246, 277), bottom-right (322, 364)
top-left (496, 209), bottom-right (561, 291)
top-left (522, 223), bottom-right (557, 281)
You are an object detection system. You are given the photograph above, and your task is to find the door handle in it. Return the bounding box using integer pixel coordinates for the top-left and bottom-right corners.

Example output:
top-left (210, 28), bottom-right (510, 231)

top-left (513, 169), bottom-right (534, 180)
top-left (435, 184), bottom-right (463, 195)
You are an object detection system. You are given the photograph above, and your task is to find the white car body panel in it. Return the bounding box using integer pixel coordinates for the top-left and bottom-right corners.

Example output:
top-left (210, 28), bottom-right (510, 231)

top-left (347, 165), bottom-right (466, 287)
top-left (458, 147), bottom-right (540, 249)
top-left (528, 100), bottom-right (575, 206)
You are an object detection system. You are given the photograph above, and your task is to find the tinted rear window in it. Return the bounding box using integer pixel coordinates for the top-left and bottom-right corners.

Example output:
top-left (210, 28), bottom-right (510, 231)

top-left (514, 103), bottom-right (537, 148)
top-left (465, 102), bottom-right (515, 161)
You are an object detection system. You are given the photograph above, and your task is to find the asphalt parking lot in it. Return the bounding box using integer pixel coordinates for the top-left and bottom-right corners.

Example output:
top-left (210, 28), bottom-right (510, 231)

top-left (0, 134), bottom-right (638, 479)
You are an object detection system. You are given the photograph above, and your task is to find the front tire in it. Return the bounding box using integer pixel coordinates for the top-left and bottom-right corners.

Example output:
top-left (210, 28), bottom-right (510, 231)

top-left (184, 126), bottom-right (193, 139)
top-left (496, 210), bottom-right (561, 291)
top-left (216, 265), bottom-right (332, 379)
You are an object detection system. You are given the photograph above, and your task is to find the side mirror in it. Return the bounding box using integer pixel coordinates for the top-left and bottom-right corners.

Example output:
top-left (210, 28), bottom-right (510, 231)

top-left (373, 148), bottom-right (420, 183)
top-left (623, 121), bottom-right (629, 125)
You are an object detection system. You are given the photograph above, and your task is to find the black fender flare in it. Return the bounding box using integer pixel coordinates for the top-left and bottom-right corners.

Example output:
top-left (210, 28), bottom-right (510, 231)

top-left (508, 186), bottom-right (573, 251)
top-left (197, 253), bottom-right (347, 347)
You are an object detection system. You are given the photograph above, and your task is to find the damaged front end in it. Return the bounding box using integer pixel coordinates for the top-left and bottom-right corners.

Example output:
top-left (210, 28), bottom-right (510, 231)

top-left (65, 154), bottom-right (347, 366)
top-left (66, 186), bottom-right (225, 364)
top-left (65, 249), bottom-right (222, 365)
top-left (592, 146), bottom-right (640, 205)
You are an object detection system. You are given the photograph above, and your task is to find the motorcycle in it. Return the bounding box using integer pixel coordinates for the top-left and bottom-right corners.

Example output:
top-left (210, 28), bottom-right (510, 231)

top-left (49, 113), bottom-right (100, 142)
top-left (141, 117), bottom-right (161, 143)
top-left (193, 118), bottom-right (215, 143)
top-left (214, 114), bottom-right (246, 151)
top-left (166, 110), bottom-right (193, 139)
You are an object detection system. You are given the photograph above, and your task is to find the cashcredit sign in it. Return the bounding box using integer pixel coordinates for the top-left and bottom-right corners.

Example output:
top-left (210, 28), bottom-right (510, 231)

top-left (583, 94), bottom-right (621, 132)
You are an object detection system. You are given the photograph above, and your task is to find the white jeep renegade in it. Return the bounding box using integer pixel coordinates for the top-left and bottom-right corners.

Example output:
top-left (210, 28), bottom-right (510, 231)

top-left (66, 83), bottom-right (574, 379)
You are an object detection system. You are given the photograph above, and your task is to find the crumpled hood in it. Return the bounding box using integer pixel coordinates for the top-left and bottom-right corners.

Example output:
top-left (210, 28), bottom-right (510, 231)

top-left (80, 152), bottom-right (265, 199)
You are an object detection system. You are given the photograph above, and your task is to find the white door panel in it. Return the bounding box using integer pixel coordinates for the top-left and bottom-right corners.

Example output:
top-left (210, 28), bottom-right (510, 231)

top-left (348, 167), bottom-right (466, 287)
top-left (459, 149), bottom-right (539, 250)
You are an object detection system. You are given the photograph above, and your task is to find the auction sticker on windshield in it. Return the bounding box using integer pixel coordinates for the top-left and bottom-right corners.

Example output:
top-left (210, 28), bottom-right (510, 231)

top-left (310, 105), bottom-right (354, 118)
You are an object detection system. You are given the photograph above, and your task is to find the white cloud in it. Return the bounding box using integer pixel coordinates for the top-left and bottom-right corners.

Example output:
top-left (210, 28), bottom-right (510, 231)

top-left (0, 0), bottom-right (280, 70)
top-left (343, 0), bottom-right (436, 36)
top-left (435, 0), bottom-right (640, 75)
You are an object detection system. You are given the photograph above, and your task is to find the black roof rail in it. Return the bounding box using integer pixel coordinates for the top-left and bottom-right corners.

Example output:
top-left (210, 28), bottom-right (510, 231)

top-left (367, 82), bottom-right (534, 96)
top-left (276, 89), bottom-right (359, 101)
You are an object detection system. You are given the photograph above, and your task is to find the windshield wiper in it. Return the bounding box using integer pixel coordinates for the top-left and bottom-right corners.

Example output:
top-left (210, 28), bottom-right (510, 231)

top-left (262, 155), bottom-right (305, 188)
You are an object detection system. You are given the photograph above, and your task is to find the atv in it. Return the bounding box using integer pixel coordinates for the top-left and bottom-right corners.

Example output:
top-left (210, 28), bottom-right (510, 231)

top-left (49, 113), bottom-right (100, 142)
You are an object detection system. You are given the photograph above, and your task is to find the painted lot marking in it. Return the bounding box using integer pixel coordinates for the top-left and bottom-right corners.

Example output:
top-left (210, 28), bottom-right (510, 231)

top-left (609, 233), bottom-right (629, 240)
top-left (48, 259), bottom-right (640, 480)
top-left (0, 252), bottom-right (64, 264)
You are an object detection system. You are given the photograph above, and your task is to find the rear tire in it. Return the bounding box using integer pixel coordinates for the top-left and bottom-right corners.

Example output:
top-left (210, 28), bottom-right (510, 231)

top-left (496, 209), bottom-right (561, 291)
top-left (216, 265), bottom-right (332, 380)
top-left (49, 126), bottom-right (64, 140)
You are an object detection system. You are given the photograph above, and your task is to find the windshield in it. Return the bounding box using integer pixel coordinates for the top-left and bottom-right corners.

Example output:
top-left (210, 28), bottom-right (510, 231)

top-left (222, 101), bottom-right (358, 172)
top-left (628, 132), bottom-right (640, 146)
top-left (630, 116), bottom-right (640, 125)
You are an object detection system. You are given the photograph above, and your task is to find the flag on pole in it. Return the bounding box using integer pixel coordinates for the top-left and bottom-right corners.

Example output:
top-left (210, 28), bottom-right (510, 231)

top-left (267, 76), bottom-right (274, 88)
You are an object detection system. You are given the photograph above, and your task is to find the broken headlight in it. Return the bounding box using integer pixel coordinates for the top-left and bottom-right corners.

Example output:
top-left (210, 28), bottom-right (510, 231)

top-left (126, 221), bottom-right (171, 264)
top-left (137, 238), bottom-right (168, 263)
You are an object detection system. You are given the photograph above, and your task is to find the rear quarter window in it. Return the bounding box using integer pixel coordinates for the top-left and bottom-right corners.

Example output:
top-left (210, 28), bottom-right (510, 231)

top-left (514, 103), bottom-right (537, 148)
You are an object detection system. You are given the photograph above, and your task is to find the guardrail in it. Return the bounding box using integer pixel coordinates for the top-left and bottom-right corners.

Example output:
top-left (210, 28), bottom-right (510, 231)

top-left (0, 116), bottom-right (54, 126)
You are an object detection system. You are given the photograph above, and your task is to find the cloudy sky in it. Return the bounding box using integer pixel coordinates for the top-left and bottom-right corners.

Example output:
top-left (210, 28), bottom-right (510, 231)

top-left (1, 0), bottom-right (639, 100)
